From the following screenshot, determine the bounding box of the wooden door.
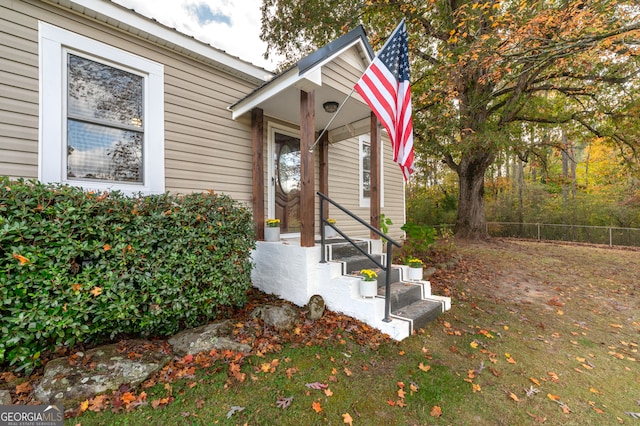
[274,132,301,233]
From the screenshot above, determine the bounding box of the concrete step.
[391,299,444,331]
[340,254,384,274]
[328,241,371,259]
[378,282,423,311]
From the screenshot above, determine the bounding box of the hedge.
[0,178,255,372]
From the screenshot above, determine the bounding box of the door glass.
[274,133,301,233]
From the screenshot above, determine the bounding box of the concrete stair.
[324,240,450,335]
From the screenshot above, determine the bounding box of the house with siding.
[1,0,449,339]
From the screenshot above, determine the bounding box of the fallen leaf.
[12,253,30,265]
[305,382,328,390]
[342,412,354,425]
[430,405,442,417]
[343,367,352,377]
[121,392,136,405]
[547,393,561,401]
[526,411,547,423]
[226,405,245,419]
[276,396,293,410]
[15,382,33,394]
[419,363,431,372]
[610,324,623,329]
[509,392,520,402]
[312,401,322,413]
[79,400,89,413]
[472,383,481,392]
[530,377,540,386]
[90,286,103,297]
[324,388,333,397]
[398,388,406,399]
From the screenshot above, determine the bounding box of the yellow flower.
[360,269,378,281]
[407,258,423,268]
[266,218,281,227]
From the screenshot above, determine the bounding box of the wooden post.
[370,112,381,239]
[318,131,329,220]
[300,90,315,247]
[251,108,265,240]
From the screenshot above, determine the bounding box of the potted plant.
[324,218,337,238]
[406,257,423,281]
[264,218,281,242]
[359,269,378,298]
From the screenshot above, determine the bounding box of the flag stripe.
[354,20,414,180]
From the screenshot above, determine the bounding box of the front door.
[274,132,301,234]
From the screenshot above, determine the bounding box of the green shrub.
[0,178,255,372]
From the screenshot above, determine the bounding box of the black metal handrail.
[317,192,401,323]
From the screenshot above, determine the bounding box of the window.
[359,135,383,208]
[39,22,164,194]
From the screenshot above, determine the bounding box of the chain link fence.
[486,222,640,247]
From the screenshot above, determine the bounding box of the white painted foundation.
[251,238,413,340]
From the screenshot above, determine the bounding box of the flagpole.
[309,87,357,152]
[309,18,407,153]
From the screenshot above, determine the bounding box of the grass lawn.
[59,240,640,425]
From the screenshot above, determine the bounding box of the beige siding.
[326,136,405,241]
[1,0,257,203]
[1,1,39,179]
[322,48,366,97]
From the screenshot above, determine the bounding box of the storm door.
[274,132,301,234]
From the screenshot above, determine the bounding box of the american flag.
[355,20,414,181]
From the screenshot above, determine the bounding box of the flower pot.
[407,266,423,281]
[264,226,280,242]
[359,279,378,298]
[324,225,337,238]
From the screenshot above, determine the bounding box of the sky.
[112,0,279,71]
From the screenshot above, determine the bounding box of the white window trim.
[359,134,384,208]
[38,22,165,195]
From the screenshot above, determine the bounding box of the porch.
[251,233,451,340]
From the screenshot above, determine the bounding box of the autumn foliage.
[0,178,255,372]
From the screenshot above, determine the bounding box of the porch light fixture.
[323,101,339,113]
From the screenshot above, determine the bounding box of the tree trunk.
[454,152,495,240]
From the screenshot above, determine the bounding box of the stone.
[306,295,325,320]
[168,320,252,355]
[33,340,170,407]
[424,267,437,278]
[252,304,299,331]
[0,389,11,405]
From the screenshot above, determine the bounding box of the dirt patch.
[433,238,640,311]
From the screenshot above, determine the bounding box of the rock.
[168,320,252,355]
[252,304,299,331]
[424,267,437,277]
[33,340,170,407]
[0,389,11,405]
[306,295,325,320]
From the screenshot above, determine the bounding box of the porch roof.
[228,26,376,142]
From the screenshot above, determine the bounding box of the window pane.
[362,143,371,198]
[68,54,143,128]
[67,120,142,182]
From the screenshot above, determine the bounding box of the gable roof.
[228,25,375,136]
[53,0,273,84]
